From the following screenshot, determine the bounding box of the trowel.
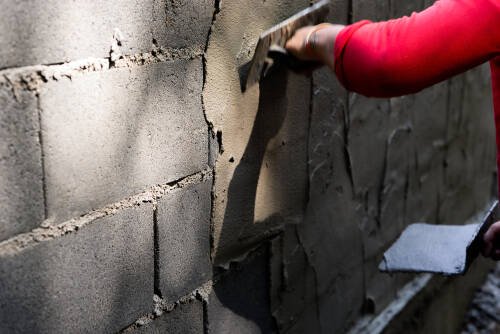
[241,0,330,91]
[379,200,498,275]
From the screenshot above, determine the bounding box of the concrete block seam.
[0,169,212,257]
[117,281,213,333]
[0,45,203,96]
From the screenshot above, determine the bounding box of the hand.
[285,26,322,62]
[285,24,345,72]
[483,221,500,260]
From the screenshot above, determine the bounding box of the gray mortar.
[0,46,203,96]
[128,299,204,334]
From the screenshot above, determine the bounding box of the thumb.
[483,221,500,257]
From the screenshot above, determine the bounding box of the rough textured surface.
[297,0,496,329]
[204,0,311,265]
[270,226,321,334]
[207,246,276,333]
[131,300,204,334]
[40,60,208,222]
[0,204,153,334]
[0,0,214,69]
[0,87,44,241]
[157,179,212,302]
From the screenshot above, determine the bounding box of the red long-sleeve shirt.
[334,0,500,190]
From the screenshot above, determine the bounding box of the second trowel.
[379,200,498,275]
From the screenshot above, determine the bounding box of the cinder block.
[132,300,204,334]
[0,87,44,241]
[157,179,212,302]
[207,246,276,334]
[40,60,208,222]
[0,203,154,334]
[0,0,215,68]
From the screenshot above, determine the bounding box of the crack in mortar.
[201,0,221,263]
[0,169,213,257]
[117,280,213,333]
[0,46,203,97]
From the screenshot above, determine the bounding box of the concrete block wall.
[0,0,496,334]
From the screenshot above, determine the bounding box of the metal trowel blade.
[242,0,330,91]
[379,200,498,275]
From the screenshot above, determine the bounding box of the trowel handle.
[268,46,323,73]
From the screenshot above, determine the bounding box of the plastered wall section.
[204,1,496,334]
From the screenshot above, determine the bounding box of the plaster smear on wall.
[203,0,312,265]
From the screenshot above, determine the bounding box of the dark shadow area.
[216,63,291,262]
[209,245,276,333]
[210,63,293,332]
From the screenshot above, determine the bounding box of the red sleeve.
[334,0,500,98]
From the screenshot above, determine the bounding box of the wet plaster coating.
[298,9,495,332]
[203,0,311,264]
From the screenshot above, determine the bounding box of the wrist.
[308,24,345,70]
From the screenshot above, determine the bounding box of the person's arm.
[287,0,500,97]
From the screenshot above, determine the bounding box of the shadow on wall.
[216,63,291,257]
[211,63,293,332]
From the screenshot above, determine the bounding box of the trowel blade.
[379,200,498,275]
[242,0,330,91]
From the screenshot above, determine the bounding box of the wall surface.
[0,0,496,333]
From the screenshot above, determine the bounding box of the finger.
[482,239,493,257]
[483,221,500,244]
[482,221,500,257]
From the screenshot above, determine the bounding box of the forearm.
[335,0,500,97]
